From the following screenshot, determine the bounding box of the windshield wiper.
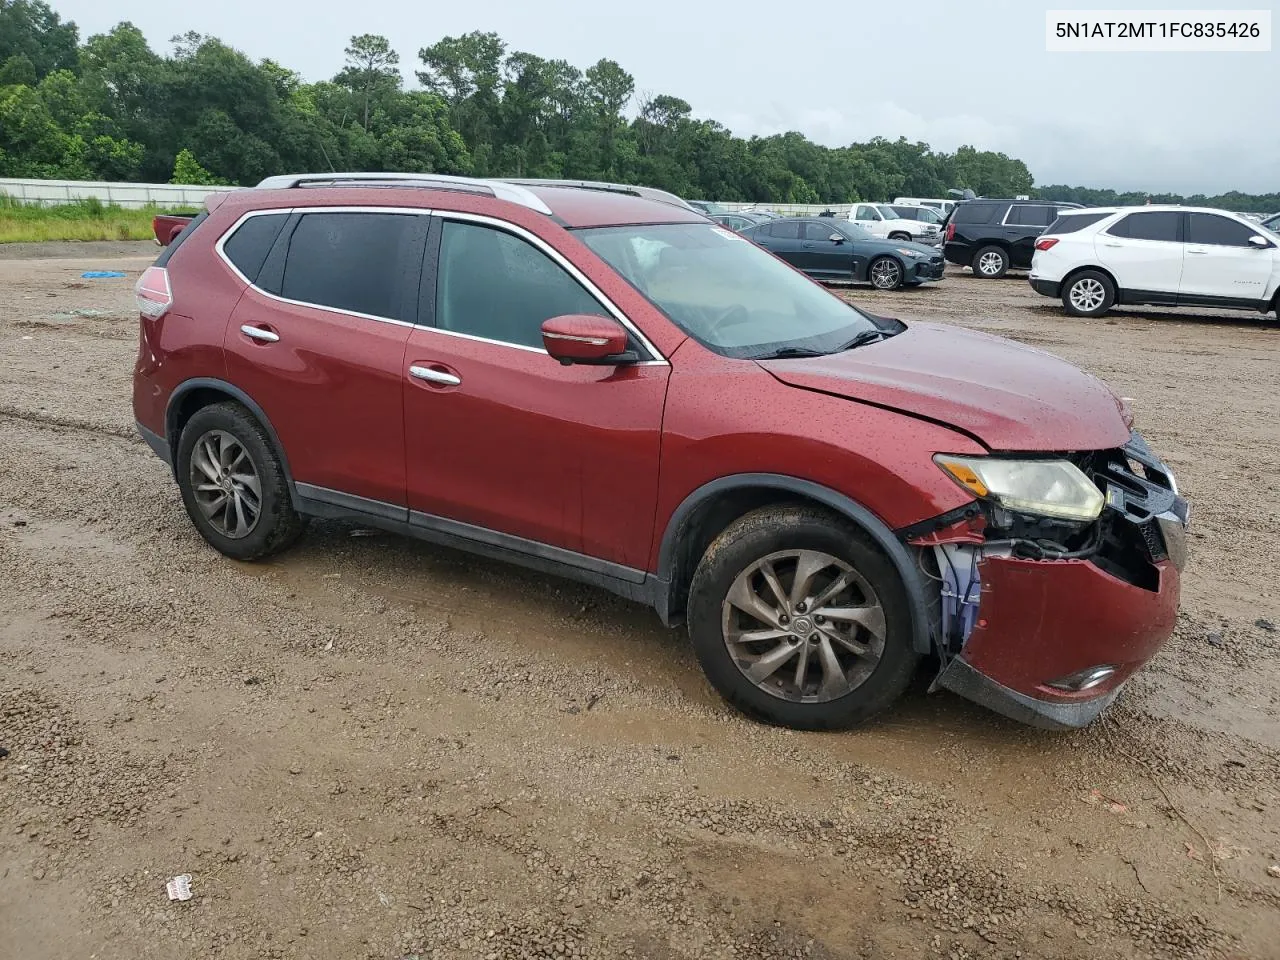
[754,346,829,360]
[836,329,892,351]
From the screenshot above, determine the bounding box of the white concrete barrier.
[0,177,240,209]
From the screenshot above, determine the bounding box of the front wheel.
[868,256,905,290]
[1061,270,1116,317]
[971,245,1009,278]
[887,231,912,241]
[686,505,919,730]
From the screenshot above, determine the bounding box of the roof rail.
[253,172,554,216]
[500,178,698,212]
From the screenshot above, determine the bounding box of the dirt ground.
[1,248,1278,960]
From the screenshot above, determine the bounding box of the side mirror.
[541,314,636,366]
[1248,235,1270,249]
[829,233,845,243]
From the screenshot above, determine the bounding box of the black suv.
[943,199,1084,278]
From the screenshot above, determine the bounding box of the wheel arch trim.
[654,473,934,654]
[165,378,298,503]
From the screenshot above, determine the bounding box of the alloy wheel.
[978,251,1005,276]
[189,429,262,539]
[870,259,902,290]
[720,549,886,703]
[1069,277,1106,313]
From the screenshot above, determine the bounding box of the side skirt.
[294,483,666,610]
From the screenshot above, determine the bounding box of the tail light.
[135,266,172,319]
[1035,238,1059,251]
[945,222,955,241]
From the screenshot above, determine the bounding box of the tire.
[868,256,905,291]
[971,245,1009,279]
[1061,270,1116,317]
[175,401,305,561]
[686,504,919,730]
[887,231,912,241]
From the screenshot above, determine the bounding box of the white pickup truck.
[847,203,942,246]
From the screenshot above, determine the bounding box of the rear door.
[1002,204,1058,267]
[751,220,806,268]
[1094,211,1184,299]
[224,208,428,509]
[1180,212,1275,303]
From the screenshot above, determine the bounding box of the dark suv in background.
[943,199,1084,278]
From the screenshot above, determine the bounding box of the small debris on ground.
[165,874,193,902]
[1255,618,1276,632]
[80,271,127,279]
[1267,864,1280,879]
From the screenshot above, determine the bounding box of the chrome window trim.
[214,205,432,329]
[431,209,669,366]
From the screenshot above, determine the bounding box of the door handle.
[409,365,461,386]
[1186,247,1208,255]
[1101,242,1122,248]
[240,325,279,343]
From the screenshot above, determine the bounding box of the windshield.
[577,223,879,359]
[874,205,902,220]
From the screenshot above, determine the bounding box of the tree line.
[0,0,1275,212]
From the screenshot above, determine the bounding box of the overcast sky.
[51,0,1279,195]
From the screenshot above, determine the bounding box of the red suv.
[133,173,1189,731]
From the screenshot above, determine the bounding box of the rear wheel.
[1061,270,1116,317]
[888,231,912,241]
[686,505,918,730]
[972,245,1009,278]
[868,256,904,290]
[175,402,304,561]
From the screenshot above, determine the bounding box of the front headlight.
[896,248,924,258]
[934,455,1104,521]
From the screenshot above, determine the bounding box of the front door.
[800,220,849,277]
[1180,212,1276,303]
[752,219,806,269]
[402,215,669,571]
[223,209,428,507]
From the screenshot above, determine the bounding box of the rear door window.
[769,220,801,240]
[280,212,427,322]
[1108,212,1182,242]
[1005,205,1056,227]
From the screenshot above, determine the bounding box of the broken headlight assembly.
[933,455,1104,523]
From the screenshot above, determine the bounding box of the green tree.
[170,147,223,185]
[337,34,399,133]
[0,0,78,80]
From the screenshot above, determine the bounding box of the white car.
[893,196,956,217]
[848,203,941,245]
[1029,206,1280,318]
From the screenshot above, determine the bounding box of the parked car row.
[741,218,944,290]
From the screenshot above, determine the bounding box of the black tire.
[686,504,919,730]
[175,401,304,561]
[868,255,905,291]
[1061,269,1116,317]
[971,245,1009,279]
[887,231,912,241]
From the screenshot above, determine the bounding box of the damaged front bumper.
[908,432,1189,730]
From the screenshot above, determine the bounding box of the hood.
[757,322,1132,452]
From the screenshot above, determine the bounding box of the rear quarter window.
[221,213,289,283]
[952,202,999,225]
[1045,212,1111,234]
